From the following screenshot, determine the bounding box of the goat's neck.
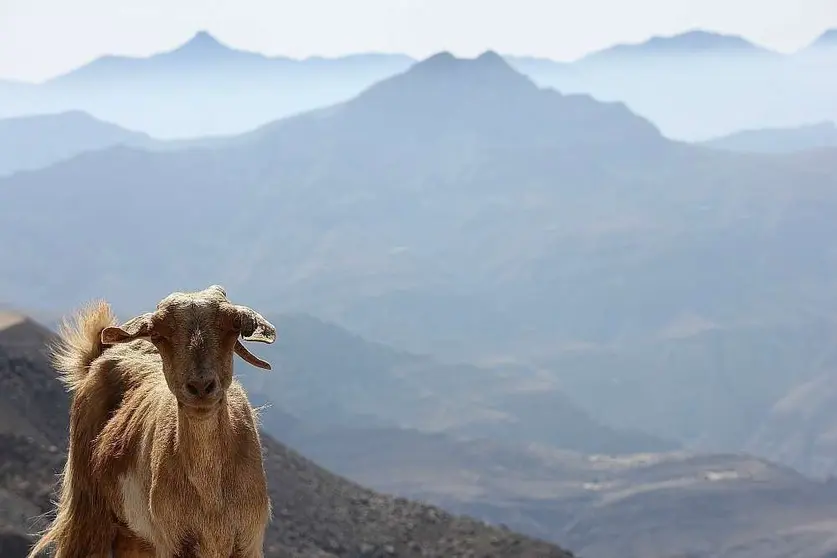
[175,400,232,488]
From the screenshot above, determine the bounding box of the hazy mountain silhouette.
[238,313,677,454]
[537,320,837,462]
[0,111,158,176]
[578,30,775,64]
[808,29,837,50]
[242,49,663,149]
[0,31,414,138]
[511,30,837,140]
[47,31,412,86]
[700,121,837,153]
[3,28,837,140]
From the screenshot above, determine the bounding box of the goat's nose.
[185,378,218,398]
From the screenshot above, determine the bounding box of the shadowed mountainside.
[247,407,837,558]
[238,313,677,455]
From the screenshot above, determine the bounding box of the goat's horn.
[208,285,227,298]
[234,340,272,370]
[234,306,276,344]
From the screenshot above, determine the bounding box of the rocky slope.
[260,414,837,558]
[0,312,572,558]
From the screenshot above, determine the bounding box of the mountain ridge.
[809,28,837,49]
[16,27,831,87]
[3,28,835,139]
[0,110,155,176]
[700,121,837,153]
[578,29,776,64]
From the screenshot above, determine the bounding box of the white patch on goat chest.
[119,472,156,542]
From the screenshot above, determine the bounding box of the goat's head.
[100,285,275,416]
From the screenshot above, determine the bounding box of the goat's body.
[30,303,270,558]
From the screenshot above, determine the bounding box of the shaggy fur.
[29,286,275,558]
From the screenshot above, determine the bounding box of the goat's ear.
[101,313,154,345]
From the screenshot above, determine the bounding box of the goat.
[29,285,275,558]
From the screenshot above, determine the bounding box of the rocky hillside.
[0,312,573,558]
[260,413,837,558]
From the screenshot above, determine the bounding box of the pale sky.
[2,0,837,82]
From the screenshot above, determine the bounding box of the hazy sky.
[2,0,836,82]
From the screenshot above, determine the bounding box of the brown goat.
[29,285,275,558]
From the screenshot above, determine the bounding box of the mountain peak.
[404,50,526,85]
[645,30,762,52]
[171,30,233,56]
[810,29,837,49]
[475,50,507,64]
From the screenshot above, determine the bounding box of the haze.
[2,0,837,81]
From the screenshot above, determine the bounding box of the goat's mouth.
[177,393,223,418]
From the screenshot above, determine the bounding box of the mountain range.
[5,50,837,480]
[2,28,836,139]
[517,29,837,140]
[0,31,415,138]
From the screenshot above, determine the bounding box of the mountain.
[699,121,837,153]
[46,31,412,87]
[511,30,837,140]
[234,411,837,558]
[0,313,573,558]
[238,314,676,454]
[0,50,670,337]
[4,28,836,140]
[808,29,837,51]
[4,52,837,467]
[533,319,837,456]
[0,312,70,538]
[745,353,837,479]
[578,30,775,63]
[0,31,415,138]
[0,111,157,176]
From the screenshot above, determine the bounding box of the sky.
[1,0,837,82]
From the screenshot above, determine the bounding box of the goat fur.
[29,287,273,558]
